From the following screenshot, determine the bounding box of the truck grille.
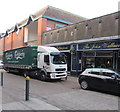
[56,68,66,71]
[56,75,66,77]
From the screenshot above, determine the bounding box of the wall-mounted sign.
[78,40,120,50]
[55,45,70,51]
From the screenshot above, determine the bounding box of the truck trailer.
[3,46,67,80]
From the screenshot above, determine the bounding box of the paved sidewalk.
[2,98,60,110]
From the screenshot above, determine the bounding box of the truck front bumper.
[49,72,67,79]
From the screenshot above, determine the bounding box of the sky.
[0,0,119,33]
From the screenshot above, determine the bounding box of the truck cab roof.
[38,46,59,53]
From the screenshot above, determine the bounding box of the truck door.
[37,53,40,68]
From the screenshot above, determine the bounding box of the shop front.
[52,39,120,76]
[77,39,120,73]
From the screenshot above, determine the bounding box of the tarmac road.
[1,72,120,110]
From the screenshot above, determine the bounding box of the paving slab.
[3,98,60,110]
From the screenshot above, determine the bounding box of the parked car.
[78,68,120,94]
[0,60,3,69]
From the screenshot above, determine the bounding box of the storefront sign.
[78,40,120,50]
[55,45,70,51]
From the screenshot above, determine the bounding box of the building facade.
[0,6,86,60]
[42,11,120,75]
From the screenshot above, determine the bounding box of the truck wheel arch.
[40,68,47,76]
[38,69,47,81]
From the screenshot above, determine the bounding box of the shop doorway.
[64,52,71,71]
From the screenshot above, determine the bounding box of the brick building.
[42,11,120,74]
[0,6,86,60]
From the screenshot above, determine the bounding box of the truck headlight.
[51,73,56,77]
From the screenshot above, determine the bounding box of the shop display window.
[95,57,113,69]
[85,57,95,68]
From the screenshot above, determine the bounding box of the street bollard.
[25,76,30,101]
[1,72,3,86]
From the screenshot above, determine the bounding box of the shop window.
[83,52,95,57]
[95,57,113,69]
[96,51,113,57]
[84,57,95,69]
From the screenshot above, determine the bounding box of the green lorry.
[3,46,67,80]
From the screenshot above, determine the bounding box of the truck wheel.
[40,72,46,81]
[6,69,10,73]
[23,71,29,77]
[65,76,67,80]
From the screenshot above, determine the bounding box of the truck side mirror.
[44,55,50,65]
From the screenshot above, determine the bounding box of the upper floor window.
[55,24,65,29]
[46,25,52,31]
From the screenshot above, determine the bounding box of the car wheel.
[40,72,46,81]
[80,80,89,90]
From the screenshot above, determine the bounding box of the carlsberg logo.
[6,52,13,60]
[14,50,25,60]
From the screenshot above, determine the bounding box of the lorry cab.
[37,46,67,80]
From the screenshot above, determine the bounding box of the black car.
[78,68,120,94]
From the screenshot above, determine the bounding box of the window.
[89,71,100,75]
[50,53,66,64]
[102,72,115,77]
[24,27,28,43]
[85,57,95,68]
[44,55,49,63]
[46,25,52,31]
[96,51,113,57]
[83,52,95,57]
[55,24,65,29]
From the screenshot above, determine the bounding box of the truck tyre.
[6,69,10,73]
[65,76,67,80]
[40,72,46,81]
[23,71,29,77]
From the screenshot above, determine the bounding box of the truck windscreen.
[50,53,66,64]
